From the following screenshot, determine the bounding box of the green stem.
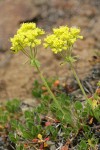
[70,63,95,116]
[34,47,37,58]
[18,42,30,58]
[30,46,34,58]
[70,62,88,101]
[33,59,65,116]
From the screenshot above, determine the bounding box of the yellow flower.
[44,25,83,54]
[37,134,42,140]
[92,99,98,109]
[10,23,45,52]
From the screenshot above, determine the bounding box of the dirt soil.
[0,0,100,101]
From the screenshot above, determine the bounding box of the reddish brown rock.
[0,0,39,51]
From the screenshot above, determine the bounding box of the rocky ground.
[0,0,100,101]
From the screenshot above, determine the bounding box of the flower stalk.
[10,22,94,120]
[69,62,88,100]
[30,54,65,116]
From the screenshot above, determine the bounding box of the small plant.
[0,99,21,125]
[0,83,98,149]
[7,23,100,149]
[0,99,22,149]
[6,99,21,113]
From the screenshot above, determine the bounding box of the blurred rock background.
[0,0,100,101]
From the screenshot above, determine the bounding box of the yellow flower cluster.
[10,23,45,52]
[44,26,83,54]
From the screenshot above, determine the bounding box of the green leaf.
[83,125,90,132]
[94,107,100,122]
[30,59,35,66]
[11,120,18,130]
[36,104,44,113]
[75,101,83,110]
[0,112,8,123]
[65,56,76,63]
[57,93,71,106]
[27,125,42,138]
[63,127,73,136]
[78,140,88,150]
[6,99,21,113]
[18,123,25,132]
[46,126,58,140]
[56,109,72,124]
[24,110,33,119]
[22,131,33,140]
[9,132,19,143]
[30,59,40,68]
[81,111,88,117]
[32,80,42,98]
[35,59,41,68]
[16,144,24,150]
[26,120,34,129]
[63,109,73,124]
